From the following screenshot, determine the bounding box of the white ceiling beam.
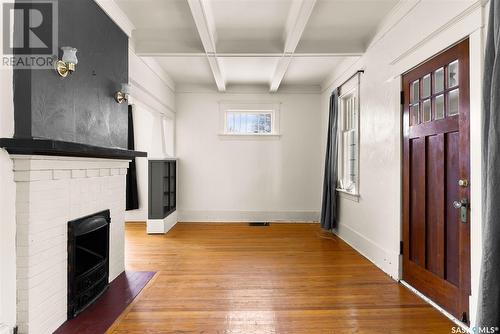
[269,56,293,93]
[134,52,363,58]
[207,56,226,92]
[283,0,317,53]
[186,0,217,52]
[187,0,226,91]
[270,0,317,92]
[94,0,135,37]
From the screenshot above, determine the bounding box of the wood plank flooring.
[110,223,455,334]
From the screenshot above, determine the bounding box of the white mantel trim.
[11,155,130,169]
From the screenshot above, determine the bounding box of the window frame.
[218,102,281,137]
[336,75,361,201]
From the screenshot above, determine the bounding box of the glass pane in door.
[423,99,431,122]
[410,104,420,125]
[434,94,445,119]
[422,74,431,98]
[434,68,444,93]
[448,60,459,88]
[411,80,419,104]
[448,89,459,116]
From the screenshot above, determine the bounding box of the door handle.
[453,199,468,223]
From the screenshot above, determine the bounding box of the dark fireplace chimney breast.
[67,210,111,319]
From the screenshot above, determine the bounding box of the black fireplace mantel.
[0,138,147,160]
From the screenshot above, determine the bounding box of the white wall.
[176,87,322,222]
[320,0,486,325]
[124,50,176,222]
[0,6,17,330]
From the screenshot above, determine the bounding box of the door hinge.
[400,91,405,105]
[461,312,468,323]
[400,241,404,255]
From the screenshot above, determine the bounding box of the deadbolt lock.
[453,199,468,223]
[458,179,469,187]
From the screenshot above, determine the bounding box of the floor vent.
[248,222,270,226]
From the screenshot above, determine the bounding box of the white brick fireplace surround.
[12,155,130,334]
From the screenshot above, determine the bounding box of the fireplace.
[68,210,111,319]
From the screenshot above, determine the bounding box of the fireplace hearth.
[68,210,111,319]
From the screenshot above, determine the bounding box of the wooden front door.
[402,39,470,322]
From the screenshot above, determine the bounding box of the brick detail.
[12,155,129,334]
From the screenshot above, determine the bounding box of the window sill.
[218,133,281,140]
[336,189,360,202]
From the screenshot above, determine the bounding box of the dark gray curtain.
[320,91,339,230]
[478,0,500,328]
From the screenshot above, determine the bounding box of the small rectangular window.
[225,110,273,134]
[220,102,280,136]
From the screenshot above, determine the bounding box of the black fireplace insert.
[67,210,110,318]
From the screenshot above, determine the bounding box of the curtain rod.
[335,70,365,94]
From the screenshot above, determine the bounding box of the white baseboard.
[0,324,13,334]
[177,210,320,223]
[125,209,147,222]
[333,223,400,279]
[147,211,178,234]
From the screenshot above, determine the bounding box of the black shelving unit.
[148,159,176,219]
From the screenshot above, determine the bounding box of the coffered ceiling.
[116,0,399,92]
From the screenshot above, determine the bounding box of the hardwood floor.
[110,223,455,334]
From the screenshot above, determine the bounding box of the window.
[219,102,280,136]
[226,111,272,134]
[409,59,460,126]
[337,75,360,197]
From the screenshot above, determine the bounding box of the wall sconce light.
[56,46,78,77]
[115,83,130,104]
